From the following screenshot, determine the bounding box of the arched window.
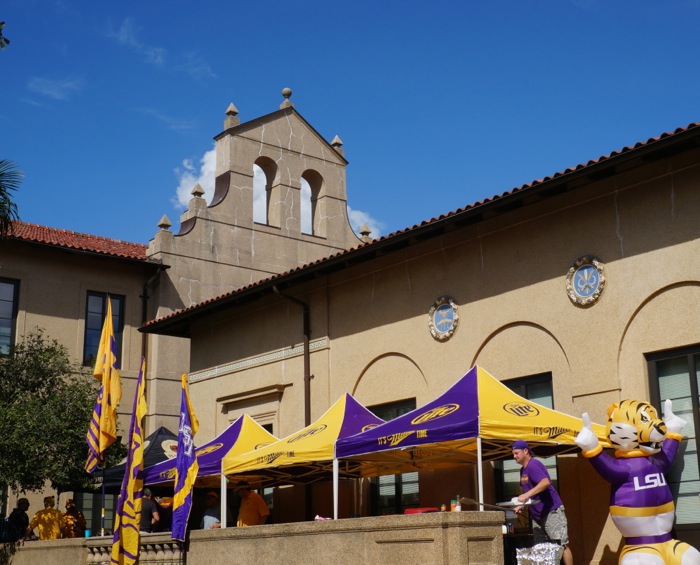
[254,158,277,225]
[300,177,312,234]
[300,170,322,235]
[253,164,268,224]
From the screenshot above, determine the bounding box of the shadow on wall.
[0,541,18,565]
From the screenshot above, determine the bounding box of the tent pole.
[333,458,339,520]
[221,468,227,528]
[477,437,484,512]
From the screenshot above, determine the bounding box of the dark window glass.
[0,278,19,356]
[83,293,124,367]
[369,398,417,515]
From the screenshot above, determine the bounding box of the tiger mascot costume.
[575,399,700,564]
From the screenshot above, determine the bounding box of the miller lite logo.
[411,404,459,425]
[196,442,224,456]
[288,424,327,443]
[504,402,540,417]
[361,424,380,432]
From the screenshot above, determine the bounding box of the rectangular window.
[648,346,700,545]
[83,293,124,367]
[368,398,418,515]
[74,492,117,534]
[0,278,19,356]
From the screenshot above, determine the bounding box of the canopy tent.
[102,426,178,490]
[222,393,384,487]
[142,414,277,488]
[333,365,611,517]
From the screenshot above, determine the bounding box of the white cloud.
[110,18,166,66]
[139,108,196,131]
[348,206,384,239]
[181,53,217,80]
[27,77,83,100]
[173,145,216,208]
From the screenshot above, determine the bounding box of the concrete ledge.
[5,511,505,565]
[1,538,86,565]
[187,512,505,565]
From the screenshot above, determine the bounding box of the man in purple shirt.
[512,440,573,565]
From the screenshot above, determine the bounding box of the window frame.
[83,292,125,368]
[647,344,700,544]
[0,277,19,357]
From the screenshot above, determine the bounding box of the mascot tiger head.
[607,399,667,454]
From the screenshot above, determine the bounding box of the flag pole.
[101,464,106,536]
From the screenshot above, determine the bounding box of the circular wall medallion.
[428,296,459,341]
[566,256,605,307]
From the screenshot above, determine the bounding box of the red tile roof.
[8,221,149,261]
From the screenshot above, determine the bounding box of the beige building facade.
[145,114,700,563]
[3,91,699,563]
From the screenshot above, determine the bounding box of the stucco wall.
[184,144,700,564]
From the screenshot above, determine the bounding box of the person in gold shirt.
[235,481,269,527]
[28,496,63,540]
[61,499,86,538]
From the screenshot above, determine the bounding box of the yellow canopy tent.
[222,393,384,487]
[333,366,610,517]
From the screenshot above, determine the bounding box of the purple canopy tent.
[142,414,276,488]
[332,366,609,518]
[142,414,277,529]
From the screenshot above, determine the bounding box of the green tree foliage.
[0,160,22,237]
[0,330,125,494]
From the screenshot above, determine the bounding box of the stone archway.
[352,352,428,408]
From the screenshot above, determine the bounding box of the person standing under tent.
[512,440,573,565]
[140,488,160,533]
[235,481,269,527]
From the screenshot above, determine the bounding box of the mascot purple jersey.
[587,439,676,544]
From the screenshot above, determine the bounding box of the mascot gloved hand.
[578,399,700,564]
[575,412,599,454]
[663,398,687,436]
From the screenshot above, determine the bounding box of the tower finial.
[280,87,294,109]
[331,135,345,156]
[224,102,240,128]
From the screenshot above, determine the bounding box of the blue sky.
[2,1,700,243]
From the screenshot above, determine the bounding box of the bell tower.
[148,88,360,294]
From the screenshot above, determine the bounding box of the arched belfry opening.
[254,158,278,226]
[301,169,323,236]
